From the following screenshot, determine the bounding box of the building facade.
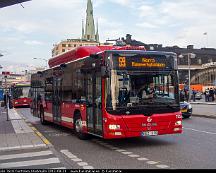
[120,34,216,86]
[147,44,216,86]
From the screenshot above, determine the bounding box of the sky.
[0,0,216,73]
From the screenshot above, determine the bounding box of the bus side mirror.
[101,66,109,78]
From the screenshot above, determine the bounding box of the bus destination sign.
[116,55,170,70]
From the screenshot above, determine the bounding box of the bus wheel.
[40,108,47,125]
[74,114,88,140]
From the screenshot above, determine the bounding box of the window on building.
[208,58,213,63]
[62,44,66,47]
[150,46,154,50]
[198,58,202,64]
[74,44,76,47]
[62,49,65,52]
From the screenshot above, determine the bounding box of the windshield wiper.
[153,102,179,108]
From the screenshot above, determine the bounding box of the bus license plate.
[141,131,158,136]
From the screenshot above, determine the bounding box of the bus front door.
[86,72,103,136]
[52,77,62,123]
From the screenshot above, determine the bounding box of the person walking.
[209,88,214,102]
[3,91,10,108]
[192,88,196,102]
[204,88,210,102]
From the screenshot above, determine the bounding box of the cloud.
[136,22,158,29]
[109,0,130,6]
[24,40,45,46]
[134,0,216,48]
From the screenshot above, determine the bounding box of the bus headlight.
[176,114,182,119]
[175,121,182,126]
[109,124,121,130]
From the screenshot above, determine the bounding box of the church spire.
[95,19,99,42]
[82,19,84,39]
[83,0,98,41]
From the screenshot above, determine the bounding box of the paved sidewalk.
[191,102,216,105]
[191,103,216,119]
[0,107,47,151]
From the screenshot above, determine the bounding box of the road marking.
[83,166,94,169]
[94,140,170,169]
[72,158,82,162]
[60,149,94,169]
[52,167,66,169]
[183,127,216,135]
[156,165,169,168]
[137,158,149,161]
[128,154,140,158]
[122,152,133,155]
[116,149,126,152]
[77,162,88,166]
[60,150,77,159]
[36,131,43,137]
[146,161,158,165]
[0,158,60,168]
[0,150,53,161]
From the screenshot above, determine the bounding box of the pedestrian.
[209,88,214,102]
[192,88,196,102]
[3,91,10,108]
[204,88,209,102]
[214,88,216,102]
[180,90,185,102]
[185,89,189,102]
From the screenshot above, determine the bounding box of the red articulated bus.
[30,45,182,139]
[11,83,31,108]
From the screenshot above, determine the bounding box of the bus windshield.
[106,70,179,111]
[12,86,30,99]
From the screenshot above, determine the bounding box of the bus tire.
[40,108,48,125]
[74,112,88,140]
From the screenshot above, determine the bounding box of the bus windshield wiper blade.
[154,102,179,108]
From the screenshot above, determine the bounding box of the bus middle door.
[52,77,62,123]
[86,71,103,136]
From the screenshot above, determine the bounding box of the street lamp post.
[179,53,196,102]
[4,75,9,121]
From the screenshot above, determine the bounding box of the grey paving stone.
[17,133,34,146]
[6,134,20,147]
[0,110,15,134]
[0,134,7,148]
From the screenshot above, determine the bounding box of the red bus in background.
[30,45,182,139]
[11,83,31,108]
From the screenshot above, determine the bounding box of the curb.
[191,102,216,105]
[192,114,216,119]
[14,109,52,147]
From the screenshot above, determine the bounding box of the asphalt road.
[17,108,216,169]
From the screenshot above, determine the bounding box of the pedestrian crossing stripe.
[0,158,60,168]
[0,150,64,169]
[0,150,53,161]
